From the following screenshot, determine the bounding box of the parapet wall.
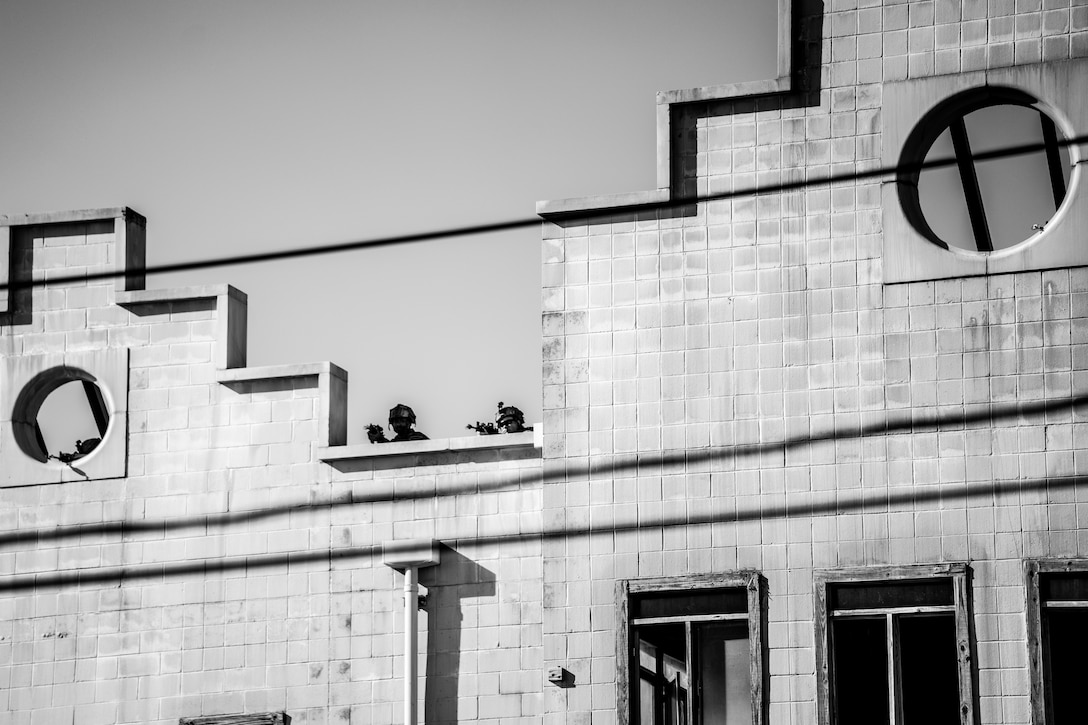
[0,210,544,724]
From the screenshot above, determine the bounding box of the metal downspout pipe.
[403,565,419,725]
[382,539,441,725]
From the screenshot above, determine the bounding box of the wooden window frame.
[180,716,289,725]
[1025,558,1088,725]
[814,563,975,725]
[616,571,767,725]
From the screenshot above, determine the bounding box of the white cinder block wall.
[5,2,1088,725]
[539,1,1088,724]
[0,211,544,725]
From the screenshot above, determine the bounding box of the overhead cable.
[1,133,1085,293]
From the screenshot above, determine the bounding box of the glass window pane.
[633,589,748,619]
[897,613,960,725]
[964,105,1061,251]
[1041,573,1088,602]
[694,621,751,725]
[641,676,656,725]
[636,623,688,725]
[831,617,889,725]
[913,99,1070,253]
[829,579,952,610]
[1045,608,1088,724]
[918,128,974,248]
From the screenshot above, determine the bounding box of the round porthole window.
[898,87,1074,254]
[12,367,111,464]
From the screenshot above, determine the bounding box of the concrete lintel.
[536,189,670,218]
[449,429,538,451]
[116,284,248,306]
[317,427,539,463]
[0,207,145,228]
[216,361,347,384]
[321,438,449,459]
[656,76,792,106]
[382,539,441,570]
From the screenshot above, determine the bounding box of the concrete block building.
[4,1,1088,724]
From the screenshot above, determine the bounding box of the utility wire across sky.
[1,133,1085,294]
[2,135,1086,589]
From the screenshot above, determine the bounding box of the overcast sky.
[1,0,778,444]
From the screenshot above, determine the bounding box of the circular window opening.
[899,88,1074,253]
[12,367,110,464]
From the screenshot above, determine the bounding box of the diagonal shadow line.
[2,472,1082,593]
[2,393,1085,549]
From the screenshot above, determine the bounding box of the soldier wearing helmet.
[495,402,532,433]
[388,403,429,442]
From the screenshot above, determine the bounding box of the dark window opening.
[637,623,689,725]
[1039,572,1088,724]
[1041,572,1088,602]
[822,571,969,725]
[829,579,953,610]
[635,589,749,619]
[830,617,889,725]
[897,614,960,725]
[694,621,751,725]
[627,577,763,725]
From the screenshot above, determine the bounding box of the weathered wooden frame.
[813,563,975,725]
[1024,558,1088,725]
[616,570,767,725]
[180,714,289,725]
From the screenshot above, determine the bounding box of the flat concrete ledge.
[119,284,249,370]
[0,207,145,227]
[116,284,247,306]
[218,362,348,448]
[318,427,541,465]
[217,361,347,384]
[382,539,441,570]
[536,189,670,218]
[656,76,792,105]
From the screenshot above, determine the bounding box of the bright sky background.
[1,0,778,444]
